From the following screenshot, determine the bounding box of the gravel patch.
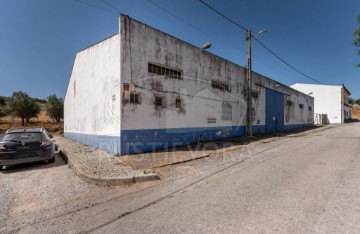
[54,136,155,179]
[0,154,116,233]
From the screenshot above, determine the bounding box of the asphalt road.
[2,123,360,233]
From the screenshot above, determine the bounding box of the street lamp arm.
[256,29,268,38]
[201,42,212,51]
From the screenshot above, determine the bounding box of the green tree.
[351,98,360,105]
[0,96,6,106]
[25,100,41,124]
[46,94,64,123]
[0,96,7,121]
[7,91,40,126]
[354,16,360,67]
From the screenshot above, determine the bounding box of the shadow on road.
[0,153,67,174]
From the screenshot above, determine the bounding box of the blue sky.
[0,0,359,99]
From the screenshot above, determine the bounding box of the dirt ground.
[0,103,63,135]
[352,106,360,119]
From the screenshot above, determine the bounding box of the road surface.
[1,123,360,233]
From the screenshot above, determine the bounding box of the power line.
[147,0,246,54]
[252,37,326,84]
[101,0,120,13]
[198,0,248,32]
[147,0,294,81]
[73,0,118,15]
[197,0,327,84]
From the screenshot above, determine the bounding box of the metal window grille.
[155,97,163,108]
[252,91,259,99]
[175,98,181,108]
[148,63,182,79]
[212,80,230,92]
[130,93,140,104]
[286,100,294,106]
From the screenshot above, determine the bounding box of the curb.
[59,150,160,186]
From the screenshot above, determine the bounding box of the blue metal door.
[265,89,284,134]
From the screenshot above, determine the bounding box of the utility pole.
[246,30,252,137]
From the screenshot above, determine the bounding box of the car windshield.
[2,132,44,142]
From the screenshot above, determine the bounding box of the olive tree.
[0,96,7,121]
[7,91,40,126]
[46,94,64,123]
[354,16,360,67]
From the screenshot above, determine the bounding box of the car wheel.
[48,157,55,163]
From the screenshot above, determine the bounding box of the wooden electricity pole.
[246,30,252,137]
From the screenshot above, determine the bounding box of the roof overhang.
[342,84,351,96]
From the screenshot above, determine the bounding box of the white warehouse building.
[64,15,314,155]
[291,83,351,124]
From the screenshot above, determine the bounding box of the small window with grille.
[130,92,140,104]
[252,91,259,99]
[212,80,230,92]
[175,98,182,108]
[155,96,163,109]
[148,63,182,79]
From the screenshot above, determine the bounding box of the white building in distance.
[291,83,352,124]
[64,15,314,155]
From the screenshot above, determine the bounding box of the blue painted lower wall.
[253,125,266,134]
[64,132,121,154]
[120,125,247,155]
[64,123,313,155]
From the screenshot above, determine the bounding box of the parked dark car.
[0,128,56,169]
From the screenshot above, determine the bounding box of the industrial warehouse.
[64,15,314,155]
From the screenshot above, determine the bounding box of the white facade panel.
[64,34,121,136]
[290,83,350,124]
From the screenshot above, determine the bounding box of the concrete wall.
[64,34,121,153]
[291,83,346,124]
[119,15,314,154]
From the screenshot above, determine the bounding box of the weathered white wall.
[64,34,121,136]
[119,16,313,132]
[291,83,343,123]
[283,89,314,125]
[64,15,314,154]
[120,16,246,131]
